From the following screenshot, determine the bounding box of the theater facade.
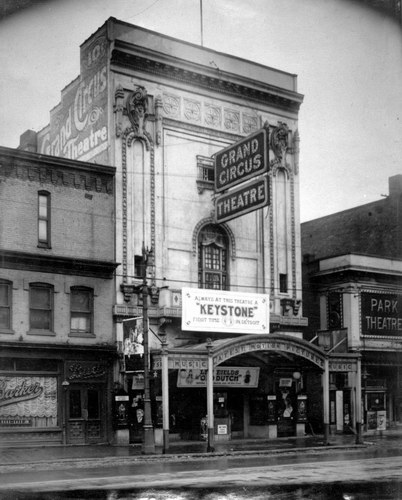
[17,17,360,447]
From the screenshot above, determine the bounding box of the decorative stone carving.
[163,94,180,118]
[114,85,125,137]
[184,99,201,122]
[224,109,240,132]
[155,95,163,145]
[281,298,302,317]
[126,86,149,136]
[270,122,289,164]
[270,122,291,178]
[292,129,300,175]
[204,104,221,127]
[243,114,259,134]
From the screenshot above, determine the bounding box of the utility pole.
[141,243,155,454]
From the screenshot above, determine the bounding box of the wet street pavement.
[1,431,402,498]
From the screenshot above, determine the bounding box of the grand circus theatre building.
[19,18,361,447]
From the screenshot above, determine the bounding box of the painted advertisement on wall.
[181,287,269,334]
[0,376,58,428]
[177,367,260,388]
[361,291,402,336]
[37,27,109,164]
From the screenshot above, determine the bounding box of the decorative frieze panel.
[163,94,180,118]
[224,109,240,133]
[204,104,221,128]
[243,113,259,134]
[161,94,259,136]
[184,98,201,122]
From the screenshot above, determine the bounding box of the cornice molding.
[111,50,303,112]
[0,147,114,194]
[0,250,119,279]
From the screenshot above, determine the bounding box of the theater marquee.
[181,288,269,334]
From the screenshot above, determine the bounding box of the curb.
[0,443,368,473]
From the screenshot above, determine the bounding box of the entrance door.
[67,385,104,444]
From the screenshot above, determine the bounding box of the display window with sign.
[0,358,60,430]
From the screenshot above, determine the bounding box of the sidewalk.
[0,432,372,471]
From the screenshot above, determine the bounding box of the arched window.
[198,224,228,290]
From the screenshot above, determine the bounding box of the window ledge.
[0,328,15,335]
[27,329,56,336]
[68,332,96,338]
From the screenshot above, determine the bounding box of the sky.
[0,0,401,222]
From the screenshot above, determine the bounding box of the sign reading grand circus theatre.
[181,288,269,334]
[37,29,109,164]
[214,128,268,193]
[361,291,402,336]
[215,176,269,223]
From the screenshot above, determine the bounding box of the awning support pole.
[207,339,214,452]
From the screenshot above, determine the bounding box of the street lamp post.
[141,244,156,454]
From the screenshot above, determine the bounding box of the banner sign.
[177,367,259,388]
[0,377,57,424]
[214,128,268,193]
[37,27,109,163]
[181,288,269,334]
[361,291,402,336]
[123,317,144,358]
[215,176,269,223]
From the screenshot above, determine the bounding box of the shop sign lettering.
[361,292,402,336]
[38,33,108,163]
[67,362,106,381]
[0,379,43,407]
[215,176,269,223]
[182,287,269,334]
[213,340,325,369]
[0,418,32,426]
[177,367,260,388]
[215,128,268,192]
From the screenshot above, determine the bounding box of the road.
[1,444,402,497]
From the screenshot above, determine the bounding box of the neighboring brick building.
[302,175,402,433]
[0,146,117,446]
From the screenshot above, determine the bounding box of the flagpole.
[200,0,204,46]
